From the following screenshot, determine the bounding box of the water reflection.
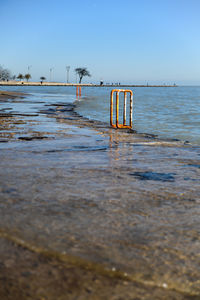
[0,90,200,297]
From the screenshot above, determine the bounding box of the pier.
[0,81,177,87]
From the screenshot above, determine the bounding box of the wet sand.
[0,90,26,98]
[0,91,200,299]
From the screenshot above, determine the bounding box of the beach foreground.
[0,90,200,299]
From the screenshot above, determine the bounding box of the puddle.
[130,171,175,182]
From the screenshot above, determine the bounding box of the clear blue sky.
[1,0,200,84]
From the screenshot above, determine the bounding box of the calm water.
[1,85,200,144]
[1,85,200,297]
[75,86,200,145]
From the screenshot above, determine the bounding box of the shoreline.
[0,89,190,147]
[0,81,177,87]
[0,90,26,99]
[0,90,200,299]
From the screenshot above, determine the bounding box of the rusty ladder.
[110,89,133,129]
[76,86,81,97]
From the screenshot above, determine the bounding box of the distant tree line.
[1,65,92,83]
[0,66,32,82]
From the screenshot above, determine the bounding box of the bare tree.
[0,66,11,81]
[75,67,91,84]
[24,73,31,82]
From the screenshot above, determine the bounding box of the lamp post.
[26,65,32,82]
[50,68,53,82]
[66,66,70,83]
[28,65,32,73]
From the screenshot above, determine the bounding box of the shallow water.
[1,85,200,144]
[0,89,200,298]
[75,86,200,145]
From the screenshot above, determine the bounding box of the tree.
[40,76,46,83]
[0,66,11,81]
[17,74,24,81]
[24,73,31,82]
[75,67,91,84]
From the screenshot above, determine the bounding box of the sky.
[0,0,200,85]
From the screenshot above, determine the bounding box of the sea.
[1,85,200,145]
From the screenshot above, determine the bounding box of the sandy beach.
[0,90,200,300]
